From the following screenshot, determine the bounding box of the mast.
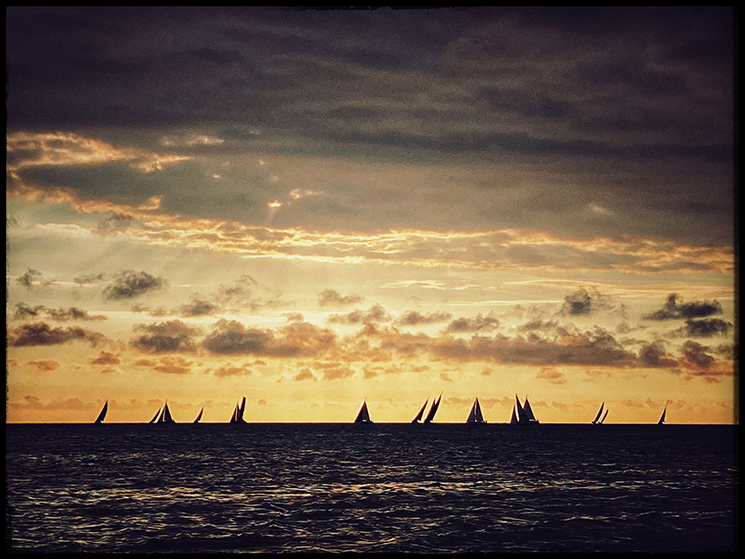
[94,400,108,424]
[411,398,429,423]
[592,402,605,424]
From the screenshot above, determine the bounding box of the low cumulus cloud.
[672,318,732,338]
[680,340,716,369]
[638,341,679,367]
[9,322,105,347]
[643,293,724,320]
[17,269,41,288]
[176,296,221,317]
[27,360,61,372]
[394,310,453,326]
[90,351,121,365]
[13,302,107,321]
[202,319,336,357]
[318,288,363,307]
[444,313,500,333]
[328,304,392,325]
[131,320,202,353]
[560,287,613,316]
[215,275,279,310]
[103,270,167,300]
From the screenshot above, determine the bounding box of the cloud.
[638,341,679,367]
[176,296,220,317]
[444,313,500,333]
[9,322,105,347]
[90,351,121,365]
[131,320,202,353]
[536,367,566,384]
[643,293,724,320]
[680,340,716,369]
[201,319,336,357]
[673,318,732,338]
[73,272,106,284]
[394,310,453,326]
[17,269,41,288]
[13,302,107,321]
[213,362,254,378]
[27,360,60,372]
[560,287,614,316]
[328,304,392,325]
[103,270,167,300]
[317,288,363,307]
[214,275,279,310]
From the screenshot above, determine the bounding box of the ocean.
[6,423,738,553]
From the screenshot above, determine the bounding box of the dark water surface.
[6,423,738,553]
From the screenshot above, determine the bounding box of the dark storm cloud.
[131,320,202,353]
[642,293,724,320]
[6,7,732,158]
[9,322,105,347]
[638,341,679,368]
[560,288,614,316]
[13,302,107,321]
[102,270,167,300]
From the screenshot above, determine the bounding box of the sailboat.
[510,395,540,425]
[411,398,429,424]
[354,400,374,424]
[94,400,108,424]
[658,402,668,425]
[150,401,176,424]
[592,402,606,425]
[229,397,247,424]
[423,391,443,424]
[193,405,204,424]
[466,397,487,424]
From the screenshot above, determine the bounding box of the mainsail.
[159,401,175,424]
[193,406,204,424]
[466,397,486,424]
[658,402,668,425]
[149,407,162,424]
[592,402,605,425]
[423,392,442,424]
[600,409,609,424]
[411,398,429,423]
[94,400,108,424]
[511,395,539,425]
[354,400,373,423]
[230,397,247,424]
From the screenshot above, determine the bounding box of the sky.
[6,6,737,424]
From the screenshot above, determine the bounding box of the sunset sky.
[6,6,736,424]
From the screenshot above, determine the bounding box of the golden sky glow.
[6,7,736,425]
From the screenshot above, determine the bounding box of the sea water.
[6,423,738,552]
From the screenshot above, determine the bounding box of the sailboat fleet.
[91,396,671,425]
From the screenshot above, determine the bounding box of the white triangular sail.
[193,406,204,424]
[159,402,175,424]
[512,395,540,425]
